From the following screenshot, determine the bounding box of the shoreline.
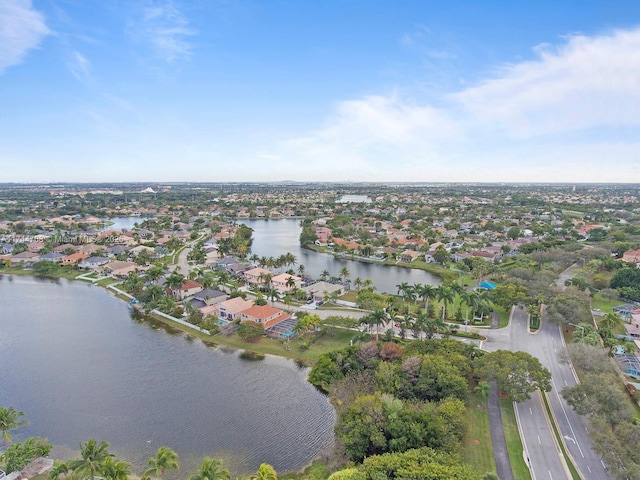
[0,268,356,363]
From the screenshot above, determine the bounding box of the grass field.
[463,395,496,477]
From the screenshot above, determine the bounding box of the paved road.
[485,305,611,479]
[176,246,192,274]
[485,307,570,480]
[529,312,610,479]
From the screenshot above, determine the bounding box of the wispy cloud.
[269,27,640,182]
[68,51,91,82]
[131,0,196,62]
[0,0,50,74]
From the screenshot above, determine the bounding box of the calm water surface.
[0,275,335,476]
[241,219,441,293]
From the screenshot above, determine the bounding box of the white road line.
[551,378,585,458]
[530,407,533,415]
[564,379,567,386]
[538,435,541,444]
[601,460,607,469]
[548,470,553,479]
[587,466,592,473]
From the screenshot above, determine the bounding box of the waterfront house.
[38,252,65,262]
[240,305,290,329]
[103,261,143,277]
[78,256,110,269]
[60,252,89,266]
[215,296,254,321]
[175,279,203,300]
[194,288,227,306]
[10,251,40,264]
[400,250,421,263]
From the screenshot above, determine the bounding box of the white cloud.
[133,0,196,62]
[68,51,91,82]
[0,0,50,74]
[272,27,640,182]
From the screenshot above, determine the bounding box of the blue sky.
[1,0,639,183]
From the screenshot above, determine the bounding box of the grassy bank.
[464,396,496,477]
[499,398,532,480]
[144,311,355,363]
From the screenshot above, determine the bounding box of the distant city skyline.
[1,1,639,183]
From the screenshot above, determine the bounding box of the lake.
[241,219,441,293]
[0,275,335,477]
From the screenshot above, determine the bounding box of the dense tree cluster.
[309,338,480,475]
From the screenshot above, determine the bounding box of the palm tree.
[68,438,113,480]
[600,312,623,331]
[101,457,132,480]
[320,270,330,281]
[201,272,216,289]
[158,295,178,315]
[297,264,305,277]
[248,464,278,480]
[285,252,297,270]
[145,265,164,284]
[285,275,296,291]
[339,266,350,284]
[435,285,454,321]
[165,272,186,296]
[0,406,28,444]
[474,380,490,405]
[124,272,144,295]
[258,272,273,290]
[188,457,230,480]
[415,283,436,312]
[354,277,363,292]
[146,284,164,302]
[369,309,388,340]
[142,446,180,479]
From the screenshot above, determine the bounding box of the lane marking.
[551,378,585,458]
[530,407,533,415]
[538,435,541,444]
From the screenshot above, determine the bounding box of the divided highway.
[484,306,610,479]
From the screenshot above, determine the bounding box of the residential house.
[10,251,40,264]
[622,249,640,267]
[400,250,421,263]
[271,273,301,293]
[78,256,110,269]
[302,281,345,302]
[103,261,144,277]
[470,250,498,262]
[214,297,254,321]
[194,288,227,306]
[175,279,203,300]
[60,252,89,266]
[27,241,46,253]
[0,243,14,254]
[243,267,273,287]
[78,244,104,256]
[52,243,78,254]
[38,252,65,262]
[240,305,291,330]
